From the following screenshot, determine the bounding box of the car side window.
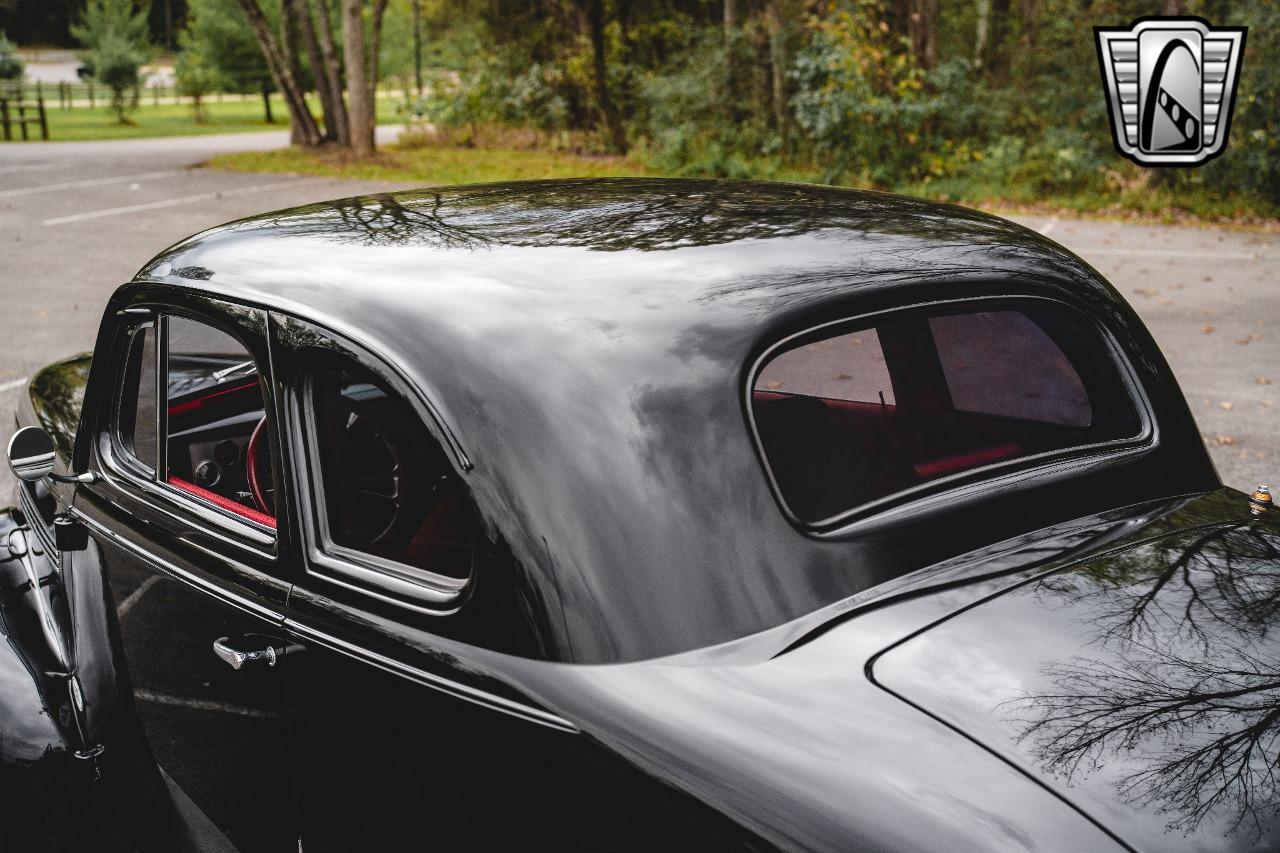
[164,316,277,529]
[304,363,473,590]
[752,303,1144,524]
[113,313,277,531]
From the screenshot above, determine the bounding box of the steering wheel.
[339,409,406,545]
[246,417,274,516]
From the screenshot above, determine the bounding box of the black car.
[3,179,1276,852]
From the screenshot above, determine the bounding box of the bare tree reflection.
[1035,523,1280,649]
[230,179,1047,254]
[1007,520,1280,839]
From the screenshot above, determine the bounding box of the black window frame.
[745,295,1156,532]
[286,344,474,614]
[99,305,280,551]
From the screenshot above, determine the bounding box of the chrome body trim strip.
[283,618,578,734]
[69,506,282,623]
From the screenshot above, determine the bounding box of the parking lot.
[2,133,1278,506]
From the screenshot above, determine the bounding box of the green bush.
[0,31,22,81]
[72,0,154,124]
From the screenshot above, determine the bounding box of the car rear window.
[751,303,1143,524]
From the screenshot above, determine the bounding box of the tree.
[175,28,216,122]
[181,0,276,122]
[300,0,348,145]
[235,0,323,145]
[0,29,22,80]
[72,0,155,124]
[342,0,390,156]
[581,0,625,153]
[233,0,390,153]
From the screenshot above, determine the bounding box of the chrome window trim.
[69,505,282,623]
[96,307,278,554]
[289,368,472,613]
[745,294,1158,533]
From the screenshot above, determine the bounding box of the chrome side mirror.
[5,426,97,485]
[7,426,56,483]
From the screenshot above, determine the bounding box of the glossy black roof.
[133,179,1218,662]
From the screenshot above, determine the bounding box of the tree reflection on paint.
[1008,520,1280,838]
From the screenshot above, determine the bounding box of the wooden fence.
[4,79,417,111]
[0,80,48,141]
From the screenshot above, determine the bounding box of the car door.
[270,313,562,849]
[74,291,298,852]
[270,314,728,851]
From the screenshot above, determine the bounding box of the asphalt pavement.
[1,131,1278,510]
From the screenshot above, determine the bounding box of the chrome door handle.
[212,636,277,670]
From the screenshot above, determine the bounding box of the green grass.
[208,141,650,186]
[31,94,404,142]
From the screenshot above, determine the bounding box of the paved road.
[1,133,1278,510]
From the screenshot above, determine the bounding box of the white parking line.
[116,574,160,618]
[0,377,28,394]
[1076,247,1276,261]
[0,169,185,199]
[43,178,306,226]
[134,689,275,719]
[1037,217,1059,236]
[0,163,58,176]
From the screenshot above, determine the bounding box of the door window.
[751,303,1144,524]
[304,364,474,591]
[113,314,277,531]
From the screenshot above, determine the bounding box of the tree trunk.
[279,0,312,145]
[586,0,626,153]
[763,0,788,132]
[908,0,938,69]
[1018,0,1039,53]
[974,0,990,68]
[341,0,374,156]
[724,0,737,40]
[985,0,1011,77]
[299,0,343,142]
[261,80,274,123]
[236,0,322,146]
[311,0,349,146]
[365,0,390,149]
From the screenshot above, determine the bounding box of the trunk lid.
[873,489,1280,852]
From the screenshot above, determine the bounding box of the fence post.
[88,81,95,107]
[1,98,10,141]
[153,84,159,106]
[37,86,48,140]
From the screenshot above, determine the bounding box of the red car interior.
[169,475,277,528]
[752,390,1090,522]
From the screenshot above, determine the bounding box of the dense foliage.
[398,0,1278,210]
[8,0,1277,213]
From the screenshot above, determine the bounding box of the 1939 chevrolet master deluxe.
[2,179,1277,852]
